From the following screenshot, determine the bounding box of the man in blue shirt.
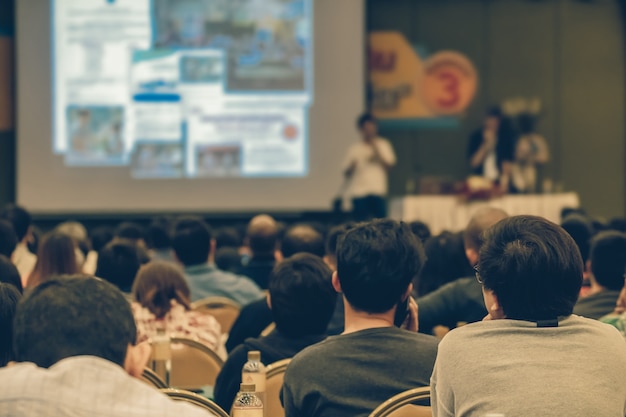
[172,217,263,306]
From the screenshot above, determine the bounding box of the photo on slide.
[65,106,126,166]
[195,144,242,177]
[152,0,309,92]
[130,142,185,179]
[180,55,224,83]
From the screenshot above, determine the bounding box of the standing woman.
[26,232,79,289]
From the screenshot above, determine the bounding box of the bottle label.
[232,407,263,417]
[242,373,266,392]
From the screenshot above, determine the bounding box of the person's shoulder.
[570,314,625,338]
[285,336,335,371]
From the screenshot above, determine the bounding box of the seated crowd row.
[0,204,626,417]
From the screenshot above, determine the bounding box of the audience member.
[215,254,337,411]
[0,255,22,293]
[55,221,90,272]
[409,220,431,243]
[214,227,244,250]
[561,213,595,264]
[0,283,20,367]
[0,204,36,280]
[417,208,508,334]
[0,219,18,258]
[608,217,626,233]
[239,215,279,289]
[0,276,215,416]
[281,224,325,258]
[415,231,472,297]
[172,217,262,305]
[115,222,146,248]
[431,216,626,417]
[282,220,438,417]
[132,261,225,358]
[84,226,114,274]
[145,217,174,262]
[26,232,79,289]
[95,239,143,296]
[215,247,243,273]
[573,231,626,319]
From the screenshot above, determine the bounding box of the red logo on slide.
[283,124,299,141]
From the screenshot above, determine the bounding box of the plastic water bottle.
[232,383,263,417]
[242,351,266,417]
[151,327,171,385]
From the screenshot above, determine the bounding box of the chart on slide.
[52,0,312,178]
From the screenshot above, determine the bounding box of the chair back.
[161,388,229,417]
[368,387,431,417]
[191,297,241,334]
[169,337,225,391]
[264,358,292,417]
[141,367,168,389]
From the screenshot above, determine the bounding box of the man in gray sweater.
[432,215,626,417]
[282,220,439,417]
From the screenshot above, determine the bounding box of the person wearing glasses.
[431,216,626,417]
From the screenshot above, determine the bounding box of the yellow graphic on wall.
[369,32,477,120]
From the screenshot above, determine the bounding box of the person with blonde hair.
[131,261,225,358]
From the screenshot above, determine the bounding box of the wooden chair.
[169,337,225,391]
[161,388,229,417]
[260,322,276,337]
[264,358,292,417]
[191,297,241,334]
[141,367,168,389]
[368,387,431,417]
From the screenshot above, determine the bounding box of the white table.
[389,193,580,235]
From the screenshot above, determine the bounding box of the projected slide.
[52,0,312,178]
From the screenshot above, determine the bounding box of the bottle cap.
[248,351,261,361]
[240,383,256,392]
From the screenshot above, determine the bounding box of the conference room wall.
[369,0,626,219]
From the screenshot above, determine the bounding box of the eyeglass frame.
[473,264,484,285]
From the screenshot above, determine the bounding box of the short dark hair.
[13,276,137,368]
[561,214,595,263]
[589,231,626,291]
[0,283,21,366]
[115,222,145,242]
[337,220,425,313]
[409,221,431,243]
[325,223,356,256]
[90,226,114,252]
[215,227,243,250]
[0,204,31,241]
[172,217,212,266]
[0,219,18,258]
[0,254,22,293]
[96,240,141,293]
[356,112,376,129]
[145,217,172,250]
[269,253,336,338]
[281,224,325,258]
[417,231,472,296]
[479,216,583,321]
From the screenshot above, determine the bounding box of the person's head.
[0,219,18,258]
[132,261,191,319]
[55,221,90,258]
[561,213,595,264]
[172,217,212,267]
[0,204,32,243]
[214,247,243,273]
[357,112,377,140]
[0,254,22,294]
[145,217,172,251]
[13,276,149,376]
[115,222,145,247]
[608,218,626,233]
[588,231,626,291]
[268,253,336,338]
[281,224,325,259]
[463,207,509,266]
[95,239,142,293]
[324,223,356,270]
[417,231,472,297]
[90,226,114,253]
[409,221,431,243]
[518,113,536,135]
[214,227,243,250]
[27,232,79,288]
[246,214,278,258]
[484,106,502,131]
[335,220,425,314]
[478,216,583,322]
[0,283,21,366]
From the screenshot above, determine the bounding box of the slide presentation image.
[195,144,242,177]
[153,0,309,92]
[180,55,224,83]
[130,142,184,178]
[64,106,126,165]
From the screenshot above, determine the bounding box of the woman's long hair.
[132,261,191,319]
[27,232,78,288]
